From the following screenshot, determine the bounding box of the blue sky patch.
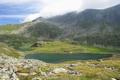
[0,3,39,24]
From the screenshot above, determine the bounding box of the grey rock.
[52,68,68,74]
[0,55,46,80]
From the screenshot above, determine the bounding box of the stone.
[0,55,46,80]
[0,74,10,80]
[40,72,47,77]
[52,68,68,74]
[17,73,29,77]
[68,71,80,75]
[32,77,42,80]
[111,78,117,80]
[69,64,78,67]
[48,72,55,76]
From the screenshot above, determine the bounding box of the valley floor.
[0,41,119,80]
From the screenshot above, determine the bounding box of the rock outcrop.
[0,55,46,80]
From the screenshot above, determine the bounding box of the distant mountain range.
[17,4,120,47]
[48,4,120,37]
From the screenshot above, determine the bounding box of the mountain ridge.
[17,4,120,47]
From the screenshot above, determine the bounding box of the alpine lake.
[25,53,113,63]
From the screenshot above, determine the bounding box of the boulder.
[52,68,68,74]
[32,77,42,80]
[111,78,117,80]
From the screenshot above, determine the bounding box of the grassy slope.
[0,24,20,34]
[32,41,120,54]
[0,43,23,58]
[47,58,120,80]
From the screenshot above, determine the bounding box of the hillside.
[12,4,120,47]
[31,41,120,54]
[46,4,120,47]
[0,34,36,50]
[17,22,63,40]
[48,4,120,35]
[0,43,22,58]
[0,24,21,34]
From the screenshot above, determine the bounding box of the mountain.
[48,4,120,36]
[17,21,63,40]
[18,4,120,47]
[46,4,120,47]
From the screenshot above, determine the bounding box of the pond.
[25,53,113,63]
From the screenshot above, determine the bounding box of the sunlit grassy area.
[32,41,120,54]
[0,25,20,34]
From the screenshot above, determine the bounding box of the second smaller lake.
[25,53,113,63]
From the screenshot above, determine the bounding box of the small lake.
[25,53,113,63]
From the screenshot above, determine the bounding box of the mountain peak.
[32,17,44,22]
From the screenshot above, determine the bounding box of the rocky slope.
[0,55,119,80]
[0,55,46,80]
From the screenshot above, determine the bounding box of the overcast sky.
[0,0,120,24]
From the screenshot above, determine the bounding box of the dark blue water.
[25,53,112,63]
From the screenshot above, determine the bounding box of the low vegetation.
[0,43,22,58]
[20,22,63,39]
[0,24,21,34]
[0,34,36,50]
[18,56,120,80]
[32,41,120,54]
[74,33,120,47]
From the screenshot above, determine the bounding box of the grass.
[50,57,120,80]
[32,41,120,54]
[0,24,20,34]
[16,57,120,80]
[0,42,23,58]
[22,57,119,80]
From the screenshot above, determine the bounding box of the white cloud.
[1,0,120,22]
[0,15,26,18]
[82,0,120,9]
[23,0,120,22]
[24,0,83,22]
[23,13,41,22]
[39,0,83,17]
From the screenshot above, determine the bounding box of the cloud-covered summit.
[0,0,120,24]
